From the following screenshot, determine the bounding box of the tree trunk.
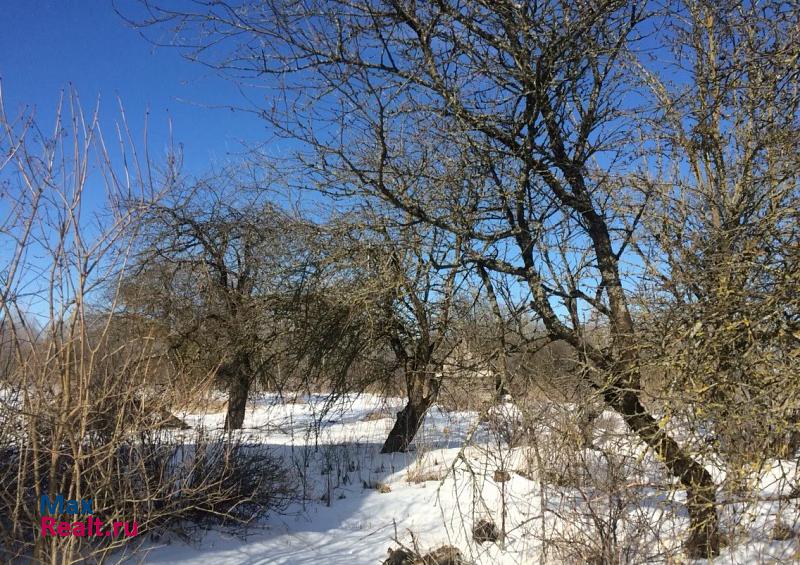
[604,386,720,558]
[381,397,431,453]
[568,221,719,557]
[225,371,250,430]
[382,370,435,453]
[494,374,509,400]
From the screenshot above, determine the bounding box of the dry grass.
[363,410,393,422]
[406,466,448,484]
[176,396,229,414]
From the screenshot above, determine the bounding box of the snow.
[122,394,800,564]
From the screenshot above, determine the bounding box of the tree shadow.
[124,395,480,564]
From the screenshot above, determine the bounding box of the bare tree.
[368,222,464,453]
[127,0,800,556]
[309,212,466,453]
[124,176,300,429]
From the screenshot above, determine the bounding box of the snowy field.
[124,394,800,564]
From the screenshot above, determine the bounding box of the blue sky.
[0,0,272,174]
[0,1,286,321]
[0,2,662,324]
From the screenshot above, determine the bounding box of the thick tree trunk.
[225,372,250,430]
[381,398,432,453]
[605,386,720,558]
[381,370,435,453]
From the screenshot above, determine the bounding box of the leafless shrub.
[0,90,297,563]
[545,451,659,564]
[482,400,530,449]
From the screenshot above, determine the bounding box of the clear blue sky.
[0,0,272,174]
[0,1,286,321]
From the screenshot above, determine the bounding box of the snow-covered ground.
[124,394,800,564]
